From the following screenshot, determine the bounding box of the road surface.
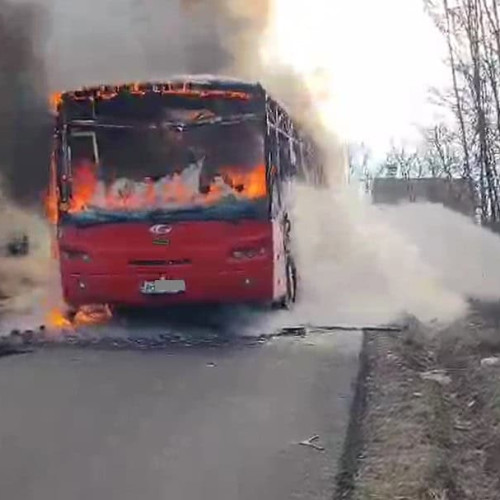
[0,330,362,500]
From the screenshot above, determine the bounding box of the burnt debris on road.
[0,321,403,354]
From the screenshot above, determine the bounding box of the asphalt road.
[0,330,362,500]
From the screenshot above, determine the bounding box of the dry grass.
[352,328,455,500]
[349,309,500,499]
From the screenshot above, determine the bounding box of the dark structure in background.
[0,0,51,205]
[371,178,477,218]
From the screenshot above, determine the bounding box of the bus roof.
[52,75,264,110]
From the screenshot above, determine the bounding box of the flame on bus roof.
[49,76,264,113]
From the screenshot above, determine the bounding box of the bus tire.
[287,256,298,305]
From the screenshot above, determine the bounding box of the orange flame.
[44,161,100,220]
[69,161,99,212]
[46,162,267,215]
[74,305,113,326]
[49,92,63,113]
[46,308,73,330]
[45,152,59,225]
[46,305,113,331]
[222,164,267,199]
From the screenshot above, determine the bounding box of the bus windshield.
[64,119,267,223]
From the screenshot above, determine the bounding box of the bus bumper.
[62,267,274,308]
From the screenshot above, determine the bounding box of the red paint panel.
[58,220,275,307]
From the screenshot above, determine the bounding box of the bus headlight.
[231,247,266,260]
[61,249,92,262]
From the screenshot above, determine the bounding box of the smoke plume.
[0,189,53,316]
[42,0,337,178]
[380,203,500,302]
[0,0,51,203]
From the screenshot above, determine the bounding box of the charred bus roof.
[51,76,266,125]
[54,75,265,103]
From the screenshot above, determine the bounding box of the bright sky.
[266,0,450,157]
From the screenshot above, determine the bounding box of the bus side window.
[276,128,299,218]
[289,137,297,171]
[278,131,296,181]
[69,131,98,169]
[268,127,281,218]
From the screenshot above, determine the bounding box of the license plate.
[140,279,186,295]
[152,238,170,246]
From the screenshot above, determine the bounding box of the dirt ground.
[337,303,500,500]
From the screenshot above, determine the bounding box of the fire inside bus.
[49,77,324,313]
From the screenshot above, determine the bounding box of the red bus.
[49,76,324,314]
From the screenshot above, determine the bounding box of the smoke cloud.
[380,203,500,302]
[289,189,468,327]
[41,0,338,178]
[0,190,53,317]
[42,0,267,88]
[0,0,51,203]
[0,0,278,198]
[238,188,469,335]
[1,0,337,193]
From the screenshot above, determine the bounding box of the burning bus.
[48,76,324,313]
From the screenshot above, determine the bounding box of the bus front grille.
[129,259,191,267]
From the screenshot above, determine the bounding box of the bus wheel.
[286,257,298,306]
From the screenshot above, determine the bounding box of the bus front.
[52,83,279,310]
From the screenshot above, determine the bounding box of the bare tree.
[421,0,500,222]
[378,144,423,179]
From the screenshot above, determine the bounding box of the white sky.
[267,0,450,157]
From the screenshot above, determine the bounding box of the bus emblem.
[149,224,173,235]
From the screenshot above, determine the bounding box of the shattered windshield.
[64,119,267,223]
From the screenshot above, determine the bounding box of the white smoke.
[249,184,500,333]
[380,202,500,302]
[238,184,468,335]
[289,185,468,326]
[0,197,56,320]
